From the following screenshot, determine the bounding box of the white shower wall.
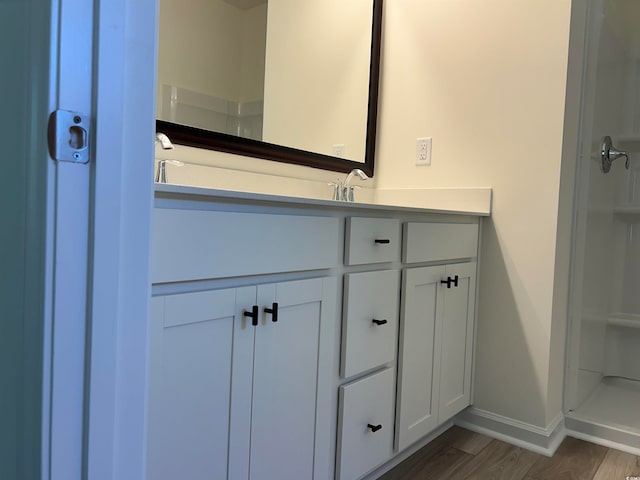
[570,0,640,410]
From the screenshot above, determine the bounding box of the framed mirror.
[156,0,382,176]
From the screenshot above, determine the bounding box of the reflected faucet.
[155,159,184,184]
[155,132,174,150]
[342,168,369,202]
[154,132,181,183]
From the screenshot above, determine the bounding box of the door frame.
[45,0,158,478]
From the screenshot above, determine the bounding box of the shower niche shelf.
[608,312,640,329]
[613,204,640,216]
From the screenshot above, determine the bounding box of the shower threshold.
[566,377,640,455]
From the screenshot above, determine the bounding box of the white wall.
[374,0,572,428]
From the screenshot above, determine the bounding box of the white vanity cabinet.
[148,187,487,480]
[148,204,340,480]
[395,223,478,453]
[148,277,338,480]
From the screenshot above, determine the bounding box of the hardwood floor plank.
[526,437,608,480]
[593,448,640,480]
[446,439,541,480]
[380,446,473,480]
[450,429,493,455]
[413,447,474,480]
[378,427,466,480]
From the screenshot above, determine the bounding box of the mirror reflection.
[157,0,374,163]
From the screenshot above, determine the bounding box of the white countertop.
[155,183,492,216]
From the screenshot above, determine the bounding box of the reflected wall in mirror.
[156,0,382,175]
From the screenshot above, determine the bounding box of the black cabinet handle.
[374,239,390,244]
[367,423,383,433]
[372,319,388,326]
[264,302,278,322]
[244,305,259,326]
[440,275,460,289]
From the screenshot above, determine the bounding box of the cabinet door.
[249,277,337,480]
[395,266,444,452]
[147,288,254,480]
[438,262,476,422]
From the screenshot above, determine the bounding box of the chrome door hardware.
[601,136,629,173]
[48,110,90,164]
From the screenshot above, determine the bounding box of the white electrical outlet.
[332,144,345,158]
[416,137,432,166]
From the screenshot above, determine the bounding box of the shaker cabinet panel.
[396,262,477,453]
[147,291,251,480]
[147,277,338,480]
[395,266,442,452]
[249,279,324,480]
[336,367,395,480]
[438,262,477,422]
[342,269,400,378]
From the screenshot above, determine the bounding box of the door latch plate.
[48,110,90,164]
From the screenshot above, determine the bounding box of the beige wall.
[374,0,573,428]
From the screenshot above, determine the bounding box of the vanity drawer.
[403,222,478,264]
[152,208,339,283]
[341,270,400,378]
[336,367,394,480]
[345,217,401,265]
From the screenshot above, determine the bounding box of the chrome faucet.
[155,132,174,150]
[154,159,184,183]
[154,133,182,183]
[342,168,369,202]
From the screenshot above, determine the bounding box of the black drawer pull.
[264,302,278,322]
[367,423,383,433]
[374,239,390,244]
[440,275,460,289]
[372,319,388,326]
[244,305,259,326]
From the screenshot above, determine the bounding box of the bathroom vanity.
[147,184,488,480]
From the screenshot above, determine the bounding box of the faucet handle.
[328,180,342,201]
[347,185,362,202]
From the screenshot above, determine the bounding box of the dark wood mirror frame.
[156,0,382,177]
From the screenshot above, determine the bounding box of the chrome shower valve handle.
[601,136,629,173]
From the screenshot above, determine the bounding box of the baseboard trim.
[361,421,454,480]
[454,408,566,457]
[565,414,640,455]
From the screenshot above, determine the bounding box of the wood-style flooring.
[379,426,640,480]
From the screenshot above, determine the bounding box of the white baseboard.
[454,407,566,457]
[565,414,640,456]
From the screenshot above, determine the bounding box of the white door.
[395,266,444,452]
[438,262,477,421]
